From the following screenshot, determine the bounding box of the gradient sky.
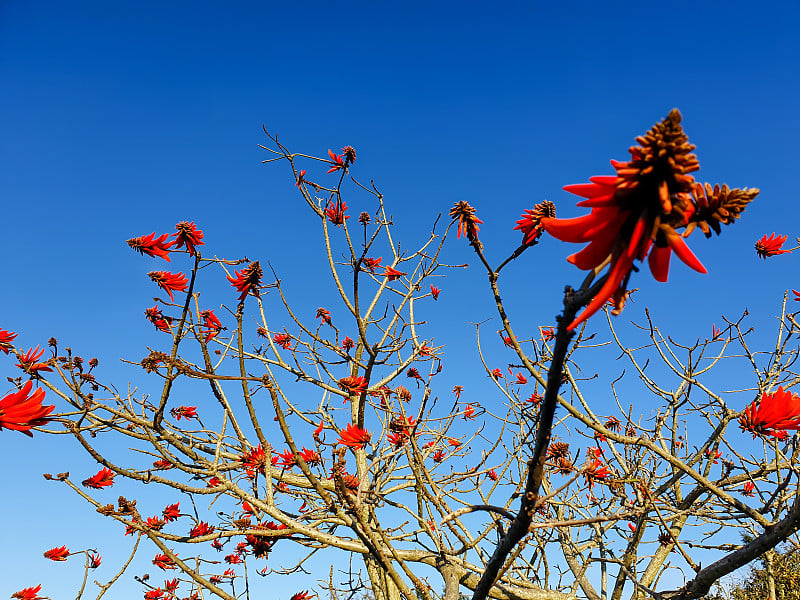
[1,1,799,598]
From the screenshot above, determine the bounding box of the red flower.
[705,448,722,464]
[325,200,350,226]
[526,393,542,405]
[741,481,756,497]
[11,586,44,600]
[299,447,321,465]
[153,553,178,570]
[338,423,371,449]
[487,469,498,481]
[432,450,447,463]
[711,323,722,340]
[739,386,800,438]
[341,145,356,163]
[313,421,324,439]
[430,286,441,300]
[463,405,476,420]
[362,257,382,272]
[276,449,296,469]
[295,169,307,186]
[227,261,263,301]
[82,467,115,489]
[146,516,166,530]
[162,503,181,522]
[152,459,172,469]
[794,290,800,302]
[755,233,791,258]
[327,149,346,174]
[605,416,621,432]
[274,333,292,350]
[540,110,712,330]
[200,309,222,342]
[449,201,483,240]
[148,271,188,302]
[43,545,69,561]
[88,552,102,568]
[448,437,461,448]
[383,266,406,281]
[387,431,410,447]
[541,327,555,341]
[164,578,179,592]
[16,346,53,373]
[127,232,173,261]
[452,385,463,400]
[316,307,332,325]
[407,368,421,380]
[514,200,556,245]
[290,592,312,600]
[418,344,433,357]
[145,306,172,332]
[0,381,54,435]
[170,406,197,420]
[513,372,527,385]
[240,444,268,478]
[583,458,611,488]
[225,553,242,564]
[189,522,215,538]
[144,589,163,600]
[0,329,17,354]
[338,375,368,396]
[173,221,204,257]
[490,368,504,379]
[341,336,355,352]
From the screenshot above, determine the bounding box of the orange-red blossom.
[739,386,800,438]
[0,381,54,436]
[338,423,371,449]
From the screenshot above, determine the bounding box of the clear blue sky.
[1,1,798,598]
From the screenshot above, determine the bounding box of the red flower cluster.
[383,266,406,281]
[127,232,173,261]
[338,375,368,396]
[0,381,54,436]
[153,552,178,570]
[327,149,346,174]
[338,423,371,449]
[200,309,222,342]
[16,346,53,374]
[316,307,332,325]
[173,221,204,257]
[145,306,172,332]
[362,257,382,272]
[82,467,115,489]
[170,405,197,421]
[148,271,188,302]
[189,522,215,538]
[274,333,292,350]
[341,336,355,351]
[430,285,441,300]
[325,200,350,226]
[755,233,791,258]
[11,585,43,600]
[162,503,181,521]
[0,328,17,353]
[43,545,69,561]
[583,458,611,488]
[739,386,800,438]
[449,201,483,240]
[535,110,757,330]
[228,261,263,301]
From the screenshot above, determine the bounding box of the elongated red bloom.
[0,381,54,435]
[291,592,312,600]
[273,333,292,350]
[338,375,368,396]
[538,110,748,330]
[0,328,17,354]
[316,307,332,325]
[383,266,406,281]
[43,545,69,561]
[200,309,222,342]
[227,261,262,301]
[341,336,355,351]
[170,405,197,420]
[739,386,800,438]
[325,200,350,226]
[145,306,172,332]
[173,221,204,257]
[189,521,215,537]
[82,467,115,489]
[299,447,321,465]
[11,585,43,600]
[327,149,346,174]
[148,271,189,302]
[430,285,440,300]
[755,233,790,258]
[162,503,181,522]
[144,589,163,600]
[583,458,611,488]
[88,552,101,568]
[127,232,173,261]
[449,201,483,240]
[16,346,53,373]
[338,423,371,448]
[362,256,382,272]
[153,553,178,570]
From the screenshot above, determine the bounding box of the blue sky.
[1,1,799,598]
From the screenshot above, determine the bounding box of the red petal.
[666,230,707,274]
[648,246,671,282]
[563,183,610,199]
